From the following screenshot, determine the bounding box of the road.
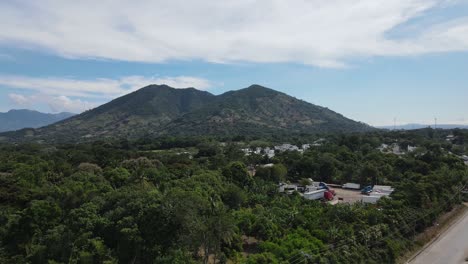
[409,207,468,264]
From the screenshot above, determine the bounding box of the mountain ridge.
[0,84,374,142]
[0,109,75,133]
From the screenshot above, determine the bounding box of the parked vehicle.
[361,185,373,195]
[303,189,326,200]
[278,183,298,194]
[362,195,380,204]
[318,182,330,190]
[324,190,334,201]
[373,185,394,194]
[342,183,361,189]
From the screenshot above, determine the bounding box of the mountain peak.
[247,84,267,89]
[1,84,373,142]
[244,84,275,92]
[141,84,199,91]
[142,84,173,89]
[221,84,280,98]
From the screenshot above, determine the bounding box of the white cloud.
[8,93,97,113]
[47,95,97,113]
[0,0,466,67]
[8,93,31,106]
[2,75,213,113]
[0,75,213,98]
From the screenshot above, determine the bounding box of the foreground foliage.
[0,129,467,263]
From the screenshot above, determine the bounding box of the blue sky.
[0,0,467,126]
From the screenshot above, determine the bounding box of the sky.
[0,0,467,126]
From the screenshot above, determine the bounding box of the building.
[274,144,299,152]
[407,145,417,152]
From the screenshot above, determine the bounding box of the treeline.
[0,130,466,263]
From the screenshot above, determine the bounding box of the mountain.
[11,85,216,142]
[377,123,468,130]
[0,109,75,132]
[0,84,373,142]
[160,85,372,136]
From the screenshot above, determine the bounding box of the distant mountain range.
[377,124,468,130]
[0,109,75,133]
[0,84,374,143]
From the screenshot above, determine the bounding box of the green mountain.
[0,84,373,142]
[1,85,215,142]
[160,85,372,136]
[0,109,75,132]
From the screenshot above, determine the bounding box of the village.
[239,140,396,205]
[239,135,467,205]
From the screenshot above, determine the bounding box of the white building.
[274,144,299,152]
[407,145,417,152]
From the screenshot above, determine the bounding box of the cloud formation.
[0,0,467,67]
[8,93,98,113]
[8,93,30,106]
[3,75,213,113]
[0,75,213,98]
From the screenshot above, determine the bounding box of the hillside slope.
[0,110,75,132]
[161,85,372,136]
[0,84,373,142]
[2,85,215,142]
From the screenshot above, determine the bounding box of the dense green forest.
[0,128,467,263]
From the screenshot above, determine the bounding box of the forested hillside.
[0,129,466,263]
[161,85,371,136]
[0,85,372,143]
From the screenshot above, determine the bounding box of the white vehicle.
[278,183,298,194]
[342,183,361,190]
[303,189,326,200]
[373,185,394,194]
[362,195,380,204]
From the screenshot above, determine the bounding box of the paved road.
[410,207,468,264]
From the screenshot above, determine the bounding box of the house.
[391,144,403,155]
[264,147,275,158]
[254,147,262,155]
[274,144,299,152]
[407,145,417,152]
[377,143,388,152]
[241,148,252,156]
[446,134,456,142]
[378,143,405,155]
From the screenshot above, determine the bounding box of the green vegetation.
[0,85,372,143]
[0,129,466,263]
